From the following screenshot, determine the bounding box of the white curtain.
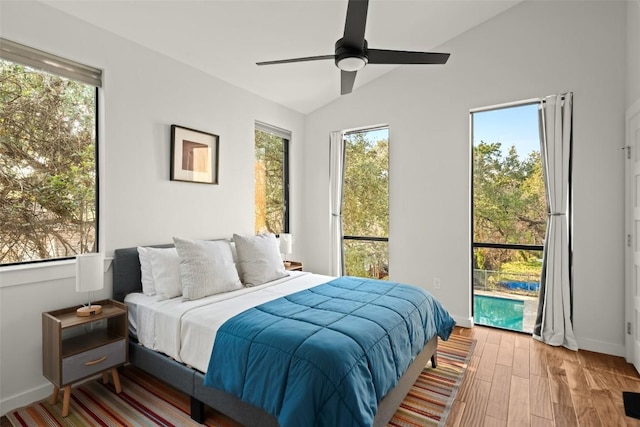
[329,131,345,276]
[533,92,577,351]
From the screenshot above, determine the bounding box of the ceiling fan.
[256,0,450,95]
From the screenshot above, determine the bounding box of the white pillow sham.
[137,247,155,296]
[173,237,243,300]
[138,246,182,301]
[233,233,288,286]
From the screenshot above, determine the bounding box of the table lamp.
[279,233,293,266]
[76,252,104,317]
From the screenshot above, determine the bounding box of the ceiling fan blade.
[341,70,357,95]
[343,0,369,48]
[257,55,334,66]
[367,49,450,65]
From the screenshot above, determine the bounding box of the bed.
[112,240,455,426]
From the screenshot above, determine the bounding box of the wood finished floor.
[448,325,640,427]
[2,325,639,426]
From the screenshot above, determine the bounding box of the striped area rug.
[7,334,474,427]
[388,334,475,427]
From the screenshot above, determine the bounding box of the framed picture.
[170,125,219,184]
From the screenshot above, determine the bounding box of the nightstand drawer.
[62,340,126,385]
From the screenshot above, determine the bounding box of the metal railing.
[472,243,542,297]
[473,269,541,296]
[472,244,542,333]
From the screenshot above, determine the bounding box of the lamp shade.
[279,233,292,255]
[76,253,104,292]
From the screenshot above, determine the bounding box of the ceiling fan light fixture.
[336,56,368,72]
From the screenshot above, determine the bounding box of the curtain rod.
[470,93,571,113]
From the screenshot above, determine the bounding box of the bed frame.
[112,245,438,426]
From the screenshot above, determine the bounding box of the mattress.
[124,271,334,372]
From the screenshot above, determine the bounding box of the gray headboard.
[112,244,173,302]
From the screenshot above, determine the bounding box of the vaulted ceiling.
[43,0,521,114]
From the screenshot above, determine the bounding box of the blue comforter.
[203,276,455,427]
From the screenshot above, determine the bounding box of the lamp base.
[76,305,102,317]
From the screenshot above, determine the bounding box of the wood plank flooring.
[2,325,640,426]
[449,325,640,427]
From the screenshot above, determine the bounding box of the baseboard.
[576,336,626,358]
[0,382,51,416]
[448,314,624,357]
[452,315,474,329]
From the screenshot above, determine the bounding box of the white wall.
[629,0,640,108]
[301,1,627,353]
[0,0,305,415]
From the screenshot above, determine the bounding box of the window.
[471,102,544,333]
[342,127,389,279]
[0,39,101,265]
[254,122,290,234]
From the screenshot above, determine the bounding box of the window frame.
[0,39,101,266]
[282,136,290,234]
[341,125,390,279]
[470,99,543,252]
[254,122,291,235]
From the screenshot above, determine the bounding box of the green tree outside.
[0,60,96,264]
[473,140,546,289]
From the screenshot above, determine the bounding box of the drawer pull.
[85,356,108,366]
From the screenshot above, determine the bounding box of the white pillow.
[142,247,182,301]
[230,241,238,263]
[137,247,155,296]
[173,237,243,300]
[233,233,288,286]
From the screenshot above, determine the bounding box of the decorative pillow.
[230,241,238,263]
[233,233,288,286]
[173,237,243,300]
[137,247,155,296]
[143,247,182,301]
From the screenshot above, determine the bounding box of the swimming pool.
[474,294,524,332]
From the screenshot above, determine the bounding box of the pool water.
[474,295,524,332]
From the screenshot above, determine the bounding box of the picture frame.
[170,125,219,184]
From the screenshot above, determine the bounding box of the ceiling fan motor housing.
[335,38,369,71]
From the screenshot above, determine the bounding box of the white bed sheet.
[124,271,334,372]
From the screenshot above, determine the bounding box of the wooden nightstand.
[284,261,303,271]
[42,299,128,417]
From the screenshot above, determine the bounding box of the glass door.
[471,102,544,333]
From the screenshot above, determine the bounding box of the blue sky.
[356,103,539,159]
[357,128,388,143]
[473,103,540,159]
